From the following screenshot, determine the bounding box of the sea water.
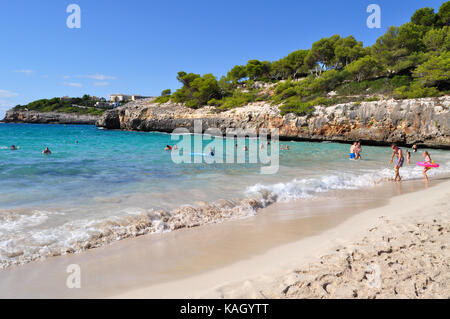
[1,123,450,268]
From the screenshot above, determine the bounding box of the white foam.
[1,158,449,269]
[246,163,450,203]
[0,211,51,232]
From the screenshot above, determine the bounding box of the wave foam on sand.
[1,163,449,269]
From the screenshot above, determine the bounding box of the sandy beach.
[0,177,448,299]
[208,186,450,299]
[116,179,450,299]
[2,0,450,305]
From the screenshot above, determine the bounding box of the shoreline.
[0,177,447,298]
[115,178,450,299]
[2,123,450,271]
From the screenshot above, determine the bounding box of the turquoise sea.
[1,123,450,268]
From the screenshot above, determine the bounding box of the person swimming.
[10,145,17,151]
[164,145,172,151]
[422,151,433,181]
[42,147,52,155]
[390,144,404,182]
[412,144,418,153]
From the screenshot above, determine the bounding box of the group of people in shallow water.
[9,144,52,154]
[390,143,434,182]
[164,145,178,151]
[350,141,436,182]
[8,138,438,182]
[164,140,291,155]
[8,142,81,155]
[10,144,52,154]
[349,141,363,160]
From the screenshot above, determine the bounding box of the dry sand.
[116,180,450,299]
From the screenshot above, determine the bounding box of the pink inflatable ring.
[417,161,440,168]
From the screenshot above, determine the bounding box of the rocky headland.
[2,110,100,125]
[96,96,450,149]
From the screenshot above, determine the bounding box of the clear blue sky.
[0,0,446,117]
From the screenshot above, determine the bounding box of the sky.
[0,0,447,118]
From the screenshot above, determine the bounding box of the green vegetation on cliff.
[156,2,450,115]
[13,95,106,116]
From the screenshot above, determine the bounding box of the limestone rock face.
[2,110,99,125]
[96,96,450,148]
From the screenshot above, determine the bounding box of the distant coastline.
[2,109,100,125]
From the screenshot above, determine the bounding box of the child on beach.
[390,144,404,182]
[422,151,432,181]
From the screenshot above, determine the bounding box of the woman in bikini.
[422,151,432,181]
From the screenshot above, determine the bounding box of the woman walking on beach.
[390,144,404,182]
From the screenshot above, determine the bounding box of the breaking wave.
[1,161,450,269]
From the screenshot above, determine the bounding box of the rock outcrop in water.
[97,96,450,149]
[2,110,100,125]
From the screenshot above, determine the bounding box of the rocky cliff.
[2,110,100,125]
[96,96,450,149]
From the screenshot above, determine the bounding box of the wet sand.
[211,180,450,299]
[0,178,447,298]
